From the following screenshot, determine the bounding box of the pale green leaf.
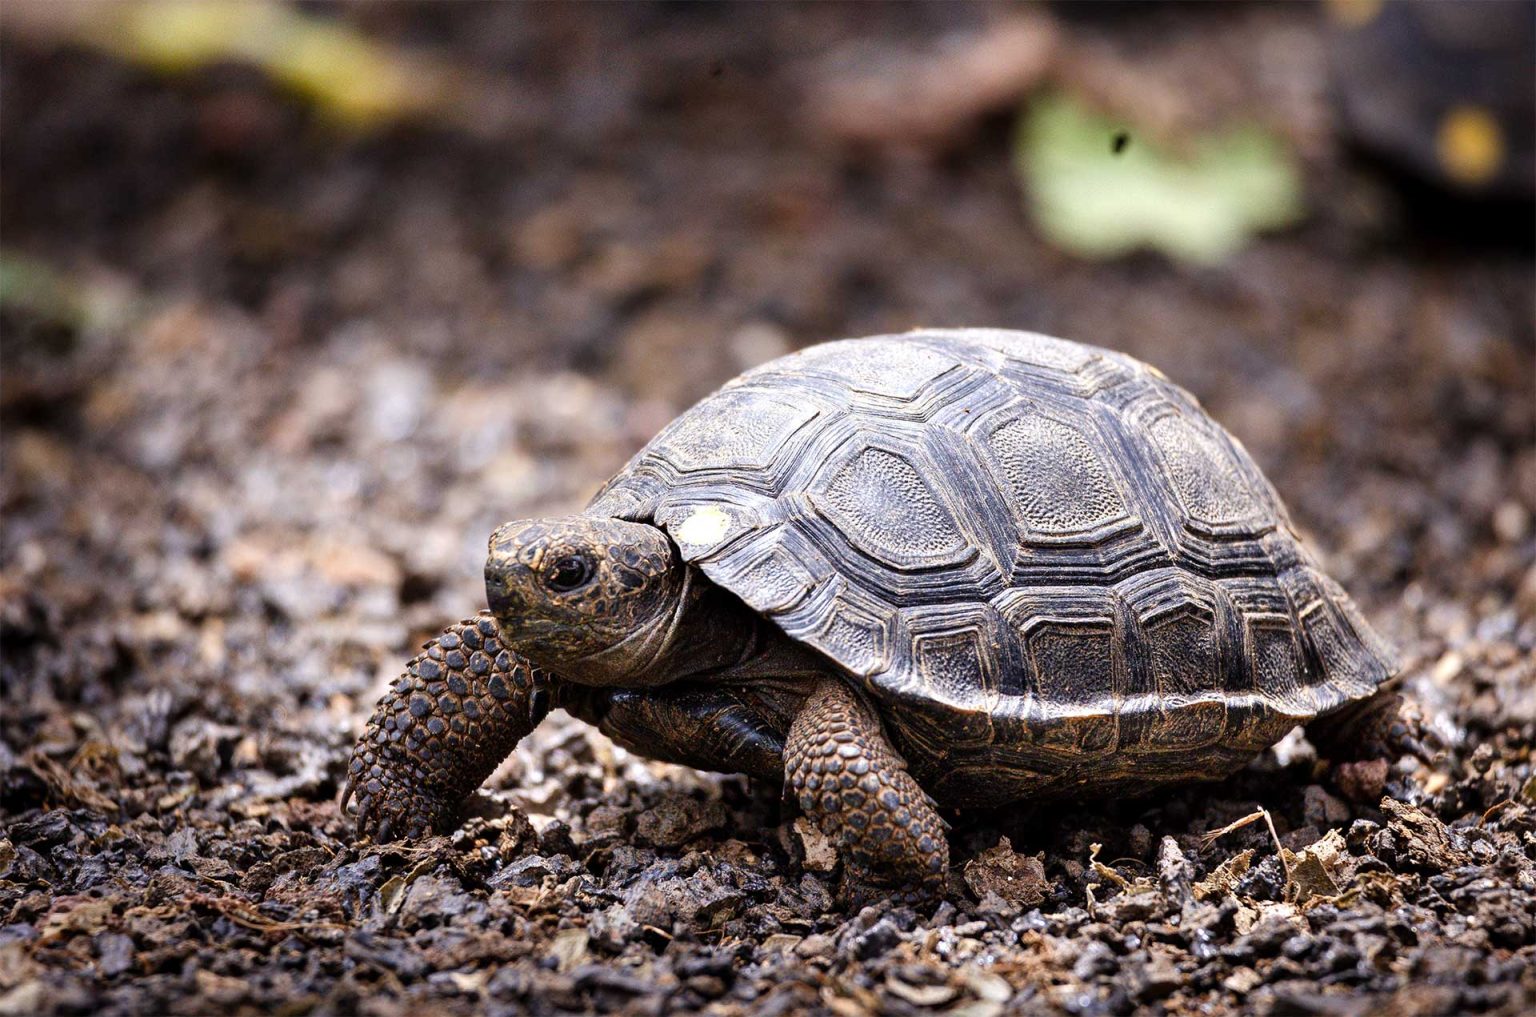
[1015,92,1304,264]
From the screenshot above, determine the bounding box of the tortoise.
[343,328,1419,901]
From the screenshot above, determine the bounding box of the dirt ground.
[2,5,1533,1016]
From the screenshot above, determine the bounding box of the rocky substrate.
[2,5,1533,1015]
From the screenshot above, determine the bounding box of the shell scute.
[815,445,970,572]
[651,388,819,474]
[986,410,1131,540]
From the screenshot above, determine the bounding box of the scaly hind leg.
[343,613,555,841]
[785,677,949,906]
[1306,687,1442,766]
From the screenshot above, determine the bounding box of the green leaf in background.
[112,0,429,128]
[0,252,83,328]
[1015,92,1305,265]
[0,251,137,341]
[4,0,443,130]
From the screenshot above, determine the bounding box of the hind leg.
[1306,688,1440,765]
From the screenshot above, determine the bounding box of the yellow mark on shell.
[675,506,732,547]
[1437,106,1504,189]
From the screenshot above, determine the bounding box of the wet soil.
[2,5,1533,1015]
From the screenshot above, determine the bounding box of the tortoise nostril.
[485,559,521,618]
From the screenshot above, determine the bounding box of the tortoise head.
[485,516,686,685]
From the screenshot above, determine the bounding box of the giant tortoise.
[343,328,1416,900]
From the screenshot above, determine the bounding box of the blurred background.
[0,2,1533,1011]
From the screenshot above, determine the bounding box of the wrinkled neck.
[572,570,762,687]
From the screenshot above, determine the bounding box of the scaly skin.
[342,613,554,841]
[1306,688,1442,765]
[785,678,949,905]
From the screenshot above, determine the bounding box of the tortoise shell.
[588,329,1395,805]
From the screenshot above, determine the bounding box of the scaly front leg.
[785,677,949,905]
[343,612,554,841]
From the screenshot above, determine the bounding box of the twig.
[1198,808,1289,881]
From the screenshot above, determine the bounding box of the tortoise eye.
[546,554,593,592]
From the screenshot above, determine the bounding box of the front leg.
[785,677,949,905]
[343,613,554,841]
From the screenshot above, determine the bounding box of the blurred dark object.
[1328,0,1535,204]
[807,13,1059,150]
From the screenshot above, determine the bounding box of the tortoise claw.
[1386,700,1449,766]
[842,876,946,912]
[1309,691,1446,768]
[344,774,441,844]
[342,747,466,845]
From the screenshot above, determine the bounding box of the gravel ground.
[2,5,1533,1016]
